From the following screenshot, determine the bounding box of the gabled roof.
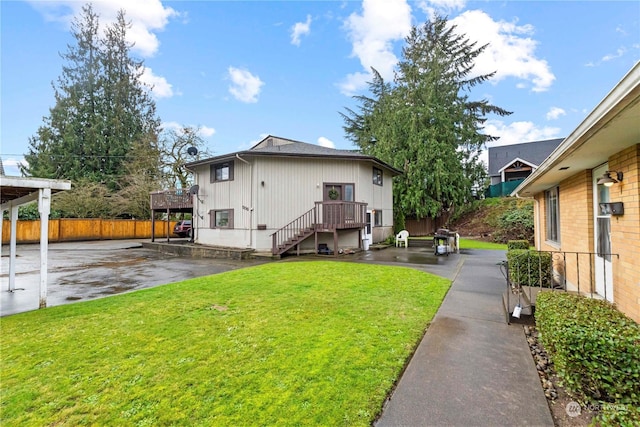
[488,138,564,177]
[186,135,402,175]
[513,62,640,197]
[497,157,538,174]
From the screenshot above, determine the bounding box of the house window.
[373,167,383,186]
[545,187,560,243]
[374,210,382,227]
[210,209,234,228]
[211,161,234,183]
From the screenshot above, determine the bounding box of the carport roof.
[1,176,71,209]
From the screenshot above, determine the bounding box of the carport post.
[8,204,18,292]
[38,188,51,308]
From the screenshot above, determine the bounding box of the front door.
[593,164,614,301]
[323,183,354,225]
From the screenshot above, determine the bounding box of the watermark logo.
[565,401,582,417]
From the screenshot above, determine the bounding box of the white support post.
[0,208,4,273]
[38,188,51,308]
[8,204,18,292]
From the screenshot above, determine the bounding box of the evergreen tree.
[343,15,511,227]
[22,4,160,188]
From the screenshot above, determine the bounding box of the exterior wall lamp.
[597,171,623,187]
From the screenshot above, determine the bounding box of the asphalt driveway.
[1,239,266,316]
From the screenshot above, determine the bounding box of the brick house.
[513,63,640,323]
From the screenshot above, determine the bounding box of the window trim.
[373,209,382,227]
[210,160,234,183]
[373,167,383,186]
[210,209,234,229]
[545,187,560,244]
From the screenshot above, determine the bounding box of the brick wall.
[608,144,640,322]
[532,145,639,323]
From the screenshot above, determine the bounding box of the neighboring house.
[512,62,640,323]
[486,138,563,197]
[185,135,401,255]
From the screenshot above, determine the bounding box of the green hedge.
[507,240,530,251]
[507,249,552,287]
[536,292,640,424]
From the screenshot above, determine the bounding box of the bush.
[536,292,640,425]
[507,240,530,250]
[492,202,534,243]
[507,249,552,287]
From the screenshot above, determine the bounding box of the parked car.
[173,220,192,237]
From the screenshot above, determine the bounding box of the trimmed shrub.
[536,292,640,424]
[507,240,530,251]
[507,249,552,287]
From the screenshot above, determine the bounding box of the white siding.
[193,154,396,250]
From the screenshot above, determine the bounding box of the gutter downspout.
[185,164,198,243]
[236,154,253,248]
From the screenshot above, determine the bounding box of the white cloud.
[340,0,412,95]
[199,126,216,138]
[484,120,562,147]
[602,47,626,62]
[478,120,562,166]
[139,66,174,98]
[291,15,312,46]
[317,137,335,148]
[28,0,180,57]
[546,107,566,121]
[450,10,555,92]
[162,121,216,138]
[418,0,466,16]
[228,67,264,103]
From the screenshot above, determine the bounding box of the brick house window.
[210,209,234,228]
[211,161,234,182]
[545,187,560,243]
[373,167,383,186]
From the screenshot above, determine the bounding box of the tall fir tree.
[22,4,160,188]
[342,15,510,228]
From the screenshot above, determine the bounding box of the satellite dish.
[189,185,200,195]
[187,146,198,156]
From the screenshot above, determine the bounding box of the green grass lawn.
[458,238,507,250]
[408,236,507,250]
[1,262,450,426]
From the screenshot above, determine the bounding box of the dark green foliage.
[536,292,640,425]
[507,240,530,250]
[2,203,62,220]
[342,15,510,224]
[507,249,552,287]
[22,4,160,188]
[493,203,534,243]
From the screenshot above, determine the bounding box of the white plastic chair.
[396,230,409,248]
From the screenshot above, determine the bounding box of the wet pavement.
[1,241,462,317]
[1,239,266,316]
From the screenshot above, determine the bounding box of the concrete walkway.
[375,249,554,426]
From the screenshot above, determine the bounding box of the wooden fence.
[1,219,179,244]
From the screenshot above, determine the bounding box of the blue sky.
[1,0,639,177]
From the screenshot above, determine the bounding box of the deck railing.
[150,190,193,210]
[314,201,367,230]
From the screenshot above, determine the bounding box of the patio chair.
[395,230,409,248]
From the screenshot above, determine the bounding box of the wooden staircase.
[271,201,367,256]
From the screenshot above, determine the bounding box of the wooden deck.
[150,190,193,211]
